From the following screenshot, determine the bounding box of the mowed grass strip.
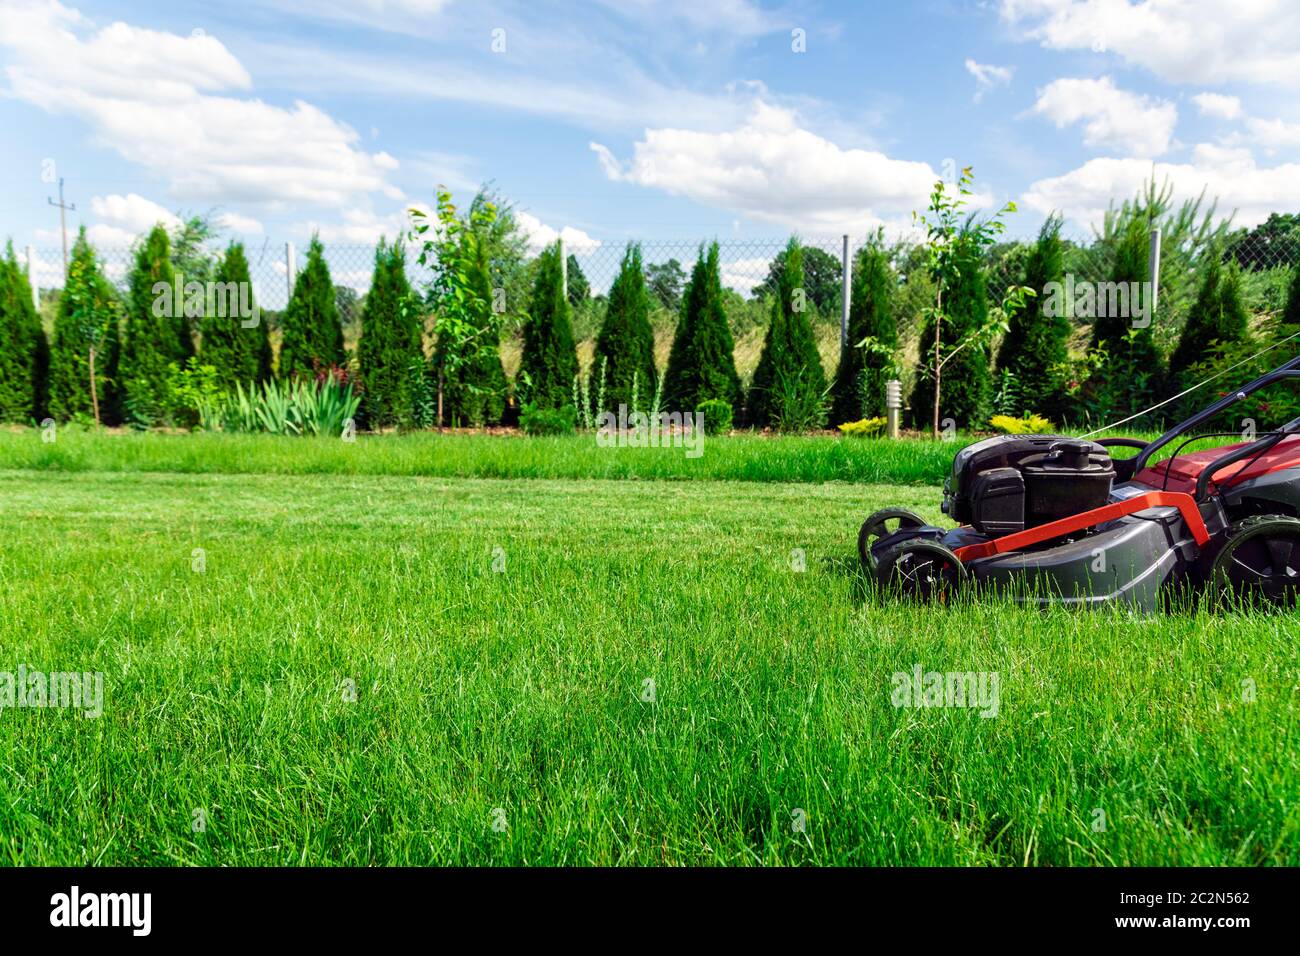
[0,469,1295,865]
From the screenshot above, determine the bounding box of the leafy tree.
[566,254,590,305]
[518,241,578,409]
[279,236,344,378]
[663,242,741,414]
[748,238,827,428]
[120,224,192,424]
[1282,261,1300,330]
[753,244,842,316]
[996,214,1069,417]
[593,243,656,414]
[335,285,362,336]
[0,243,49,422]
[645,258,686,311]
[414,189,509,426]
[201,242,270,391]
[468,186,531,332]
[1226,212,1300,271]
[48,230,121,423]
[357,238,422,427]
[831,235,896,425]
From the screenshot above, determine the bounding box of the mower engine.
[942,435,1115,537]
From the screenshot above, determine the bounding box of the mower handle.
[1193,411,1300,500]
[1130,363,1300,477]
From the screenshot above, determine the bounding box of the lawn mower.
[859,354,1300,609]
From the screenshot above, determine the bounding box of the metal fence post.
[840,234,851,352]
[1148,227,1161,318]
[25,245,38,309]
[285,241,296,303]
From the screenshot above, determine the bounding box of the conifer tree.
[201,242,270,390]
[593,243,656,414]
[996,215,1069,416]
[1169,252,1249,388]
[662,242,741,414]
[279,235,344,378]
[357,239,423,427]
[830,238,895,425]
[48,230,121,423]
[748,238,827,428]
[566,253,590,305]
[1087,218,1162,419]
[0,244,49,422]
[120,224,189,424]
[518,242,578,409]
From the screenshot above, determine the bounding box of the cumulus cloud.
[0,0,402,210]
[965,59,1013,102]
[1192,92,1243,121]
[999,0,1300,87]
[1030,77,1177,157]
[1021,144,1300,229]
[89,193,181,233]
[590,101,944,235]
[515,212,600,255]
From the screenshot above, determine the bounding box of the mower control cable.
[1155,431,1288,492]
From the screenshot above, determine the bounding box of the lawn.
[0,464,1295,865]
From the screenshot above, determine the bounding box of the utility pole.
[47,177,75,282]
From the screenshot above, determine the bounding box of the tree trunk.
[88,345,100,427]
[437,369,445,432]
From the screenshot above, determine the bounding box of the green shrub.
[996,215,1069,418]
[120,224,193,425]
[594,243,656,416]
[989,413,1055,435]
[0,243,48,423]
[279,236,344,379]
[663,242,741,414]
[520,403,576,436]
[768,366,830,434]
[357,238,422,427]
[201,242,270,392]
[696,399,733,435]
[518,243,578,410]
[749,237,827,428]
[195,375,361,436]
[836,416,886,437]
[832,236,896,424]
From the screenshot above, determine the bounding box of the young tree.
[357,238,422,427]
[48,230,121,423]
[1087,217,1163,419]
[1282,261,1300,329]
[120,224,191,424]
[593,243,656,414]
[645,258,686,311]
[440,230,507,425]
[831,235,896,425]
[201,242,270,391]
[748,237,828,428]
[996,214,1069,416]
[1169,252,1249,396]
[518,241,578,409]
[566,253,590,305]
[279,235,345,378]
[753,244,842,316]
[662,242,741,413]
[0,244,49,422]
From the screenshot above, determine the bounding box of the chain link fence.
[23,228,1300,388]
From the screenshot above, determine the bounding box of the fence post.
[1148,227,1161,318]
[840,234,851,351]
[25,245,38,309]
[285,241,296,303]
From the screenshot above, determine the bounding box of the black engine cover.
[942,434,1115,536]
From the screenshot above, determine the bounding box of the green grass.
[1,468,1295,865]
[0,425,1198,486]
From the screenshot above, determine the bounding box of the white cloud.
[1243,117,1300,151]
[89,193,181,233]
[0,0,402,210]
[591,101,944,235]
[719,256,772,296]
[1000,0,1300,87]
[216,211,265,235]
[515,212,600,255]
[1192,92,1242,121]
[1030,77,1177,157]
[965,59,1013,102]
[1021,144,1300,229]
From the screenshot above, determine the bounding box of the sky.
[2,0,1299,272]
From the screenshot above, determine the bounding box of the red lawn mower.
[859,355,1300,609]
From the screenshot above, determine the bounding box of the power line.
[47,177,76,282]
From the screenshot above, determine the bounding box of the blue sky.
[2,0,1298,272]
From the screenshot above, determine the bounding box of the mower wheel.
[858,508,928,571]
[1208,514,1300,609]
[875,539,967,602]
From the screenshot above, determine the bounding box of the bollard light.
[885,379,902,439]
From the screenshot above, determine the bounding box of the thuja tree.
[566,253,590,305]
[279,236,345,378]
[593,242,656,414]
[120,224,191,425]
[201,242,271,391]
[749,237,827,428]
[995,214,1069,417]
[1086,218,1162,420]
[0,243,49,422]
[48,230,121,424]
[518,241,578,409]
[663,242,741,413]
[1169,250,1249,387]
[357,238,422,427]
[831,234,896,425]
[910,168,1025,435]
[414,189,509,426]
